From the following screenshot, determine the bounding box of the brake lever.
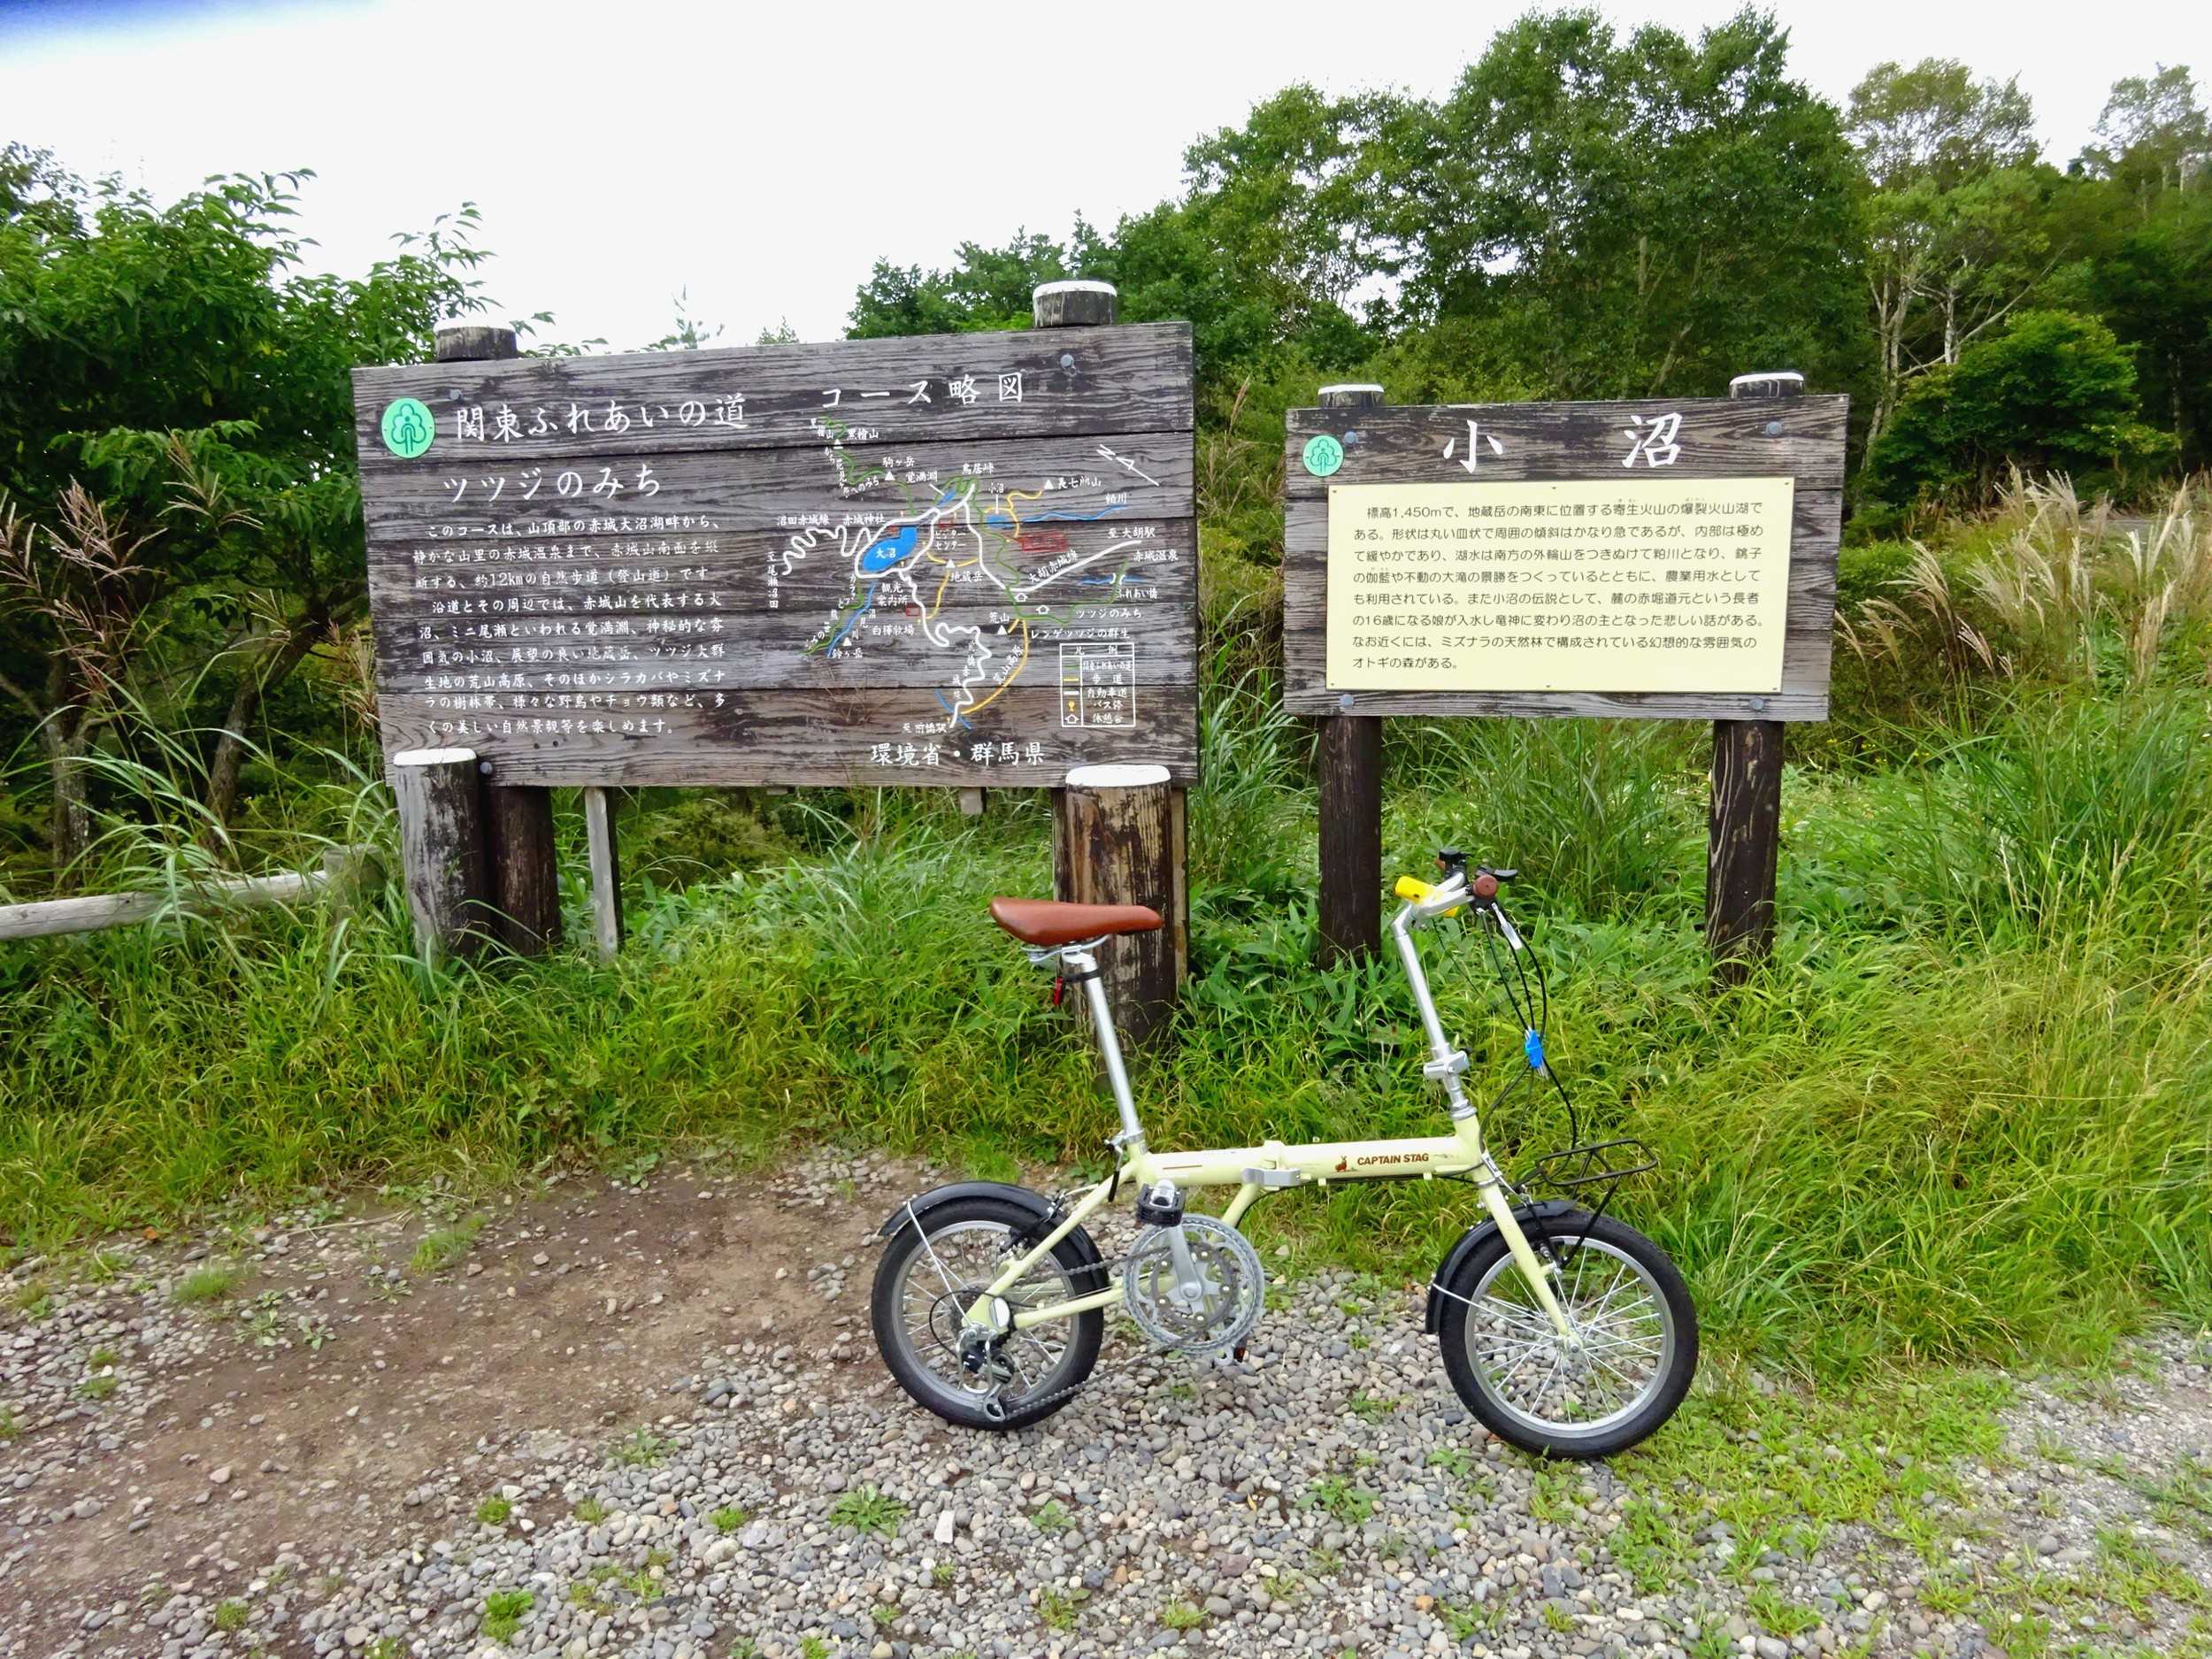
[1491,903,1526,953]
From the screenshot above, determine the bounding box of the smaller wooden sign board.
[1283,396,1848,721]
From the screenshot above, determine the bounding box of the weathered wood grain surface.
[1285,397,1847,493]
[582,786,625,964]
[372,516,1190,598]
[357,324,1192,465]
[1281,397,1846,721]
[1055,771,1184,1047]
[1709,717,1785,978]
[362,434,1193,534]
[374,634,1195,695]
[0,848,374,941]
[390,749,490,959]
[355,326,1196,788]
[374,683,1198,788]
[1316,715,1384,962]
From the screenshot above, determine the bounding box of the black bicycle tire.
[1435,1209,1697,1459]
[870,1194,1104,1432]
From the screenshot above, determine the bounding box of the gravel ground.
[4,1151,2207,1659]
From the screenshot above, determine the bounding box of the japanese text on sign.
[1325,476,1795,694]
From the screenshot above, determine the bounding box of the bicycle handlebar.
[1393,873,1464,917]
[1396,850,1516,919]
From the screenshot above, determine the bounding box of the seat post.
[1065,946,1144,1148]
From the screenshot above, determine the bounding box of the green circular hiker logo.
[380,397,434,459]
[1302,433,1344,477]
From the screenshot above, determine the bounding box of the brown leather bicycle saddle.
[988,896,1163,948]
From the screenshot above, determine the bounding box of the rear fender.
[1423,1199,1583,1334]
[878,1181,1109,1287]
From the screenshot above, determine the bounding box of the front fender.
[1423,1199,1583,1334]
[877,1181,1109,1286]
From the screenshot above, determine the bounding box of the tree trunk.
[207,621,326,832]
[43,716,95,885]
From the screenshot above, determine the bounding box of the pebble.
[6,1149,2208,1659]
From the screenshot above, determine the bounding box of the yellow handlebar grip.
[1394,873,1463,917]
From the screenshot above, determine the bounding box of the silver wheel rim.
[1459,1237,1673,1440]
[888,1219,1080,1411]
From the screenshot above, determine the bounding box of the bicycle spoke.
[1576,1274,1647,1323]
[1464,1238,1671,1438]
[1478,1299,1557,1338]
[1587,1348,1647,1398]
[890,1218,1079,1412]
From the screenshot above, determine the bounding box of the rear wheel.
[871,1194,1104,1432]
[1435,1209,1696,1459]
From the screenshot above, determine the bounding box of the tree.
[1170,85,1402,353]
[847,229,1083,338]
[1847,59,2034,191]
[1862,309,2171,505]
[1846,60,2055,447]
[1394,8,1867,401]
[2072,186,2212,468]
[0,163,488,852]
[2078,65,2211,196]
[2061,67,2212,467]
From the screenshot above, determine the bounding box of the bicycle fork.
[1394,903,1583,1352]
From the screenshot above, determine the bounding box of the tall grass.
[1879,694,2212,935]
[6,803,2203,1378]
[3,494,2208,1386]
[1386,717,1701,918]
[1845,472,2212,690]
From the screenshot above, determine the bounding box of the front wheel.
[871,1194,1104,1432]
[1435,1209,1696,1459]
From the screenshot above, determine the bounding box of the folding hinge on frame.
[1422,1050,1471,1085]
[1104,1126,1145,1202]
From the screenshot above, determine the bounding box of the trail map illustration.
[351,323,1195,787]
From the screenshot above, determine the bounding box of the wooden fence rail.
[0,846,377,942]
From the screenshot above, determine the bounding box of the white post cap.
[1064,763,1171,788]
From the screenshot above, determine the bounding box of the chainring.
[1123,1213,1266,1355]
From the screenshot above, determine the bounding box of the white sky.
[3,0,2205,349]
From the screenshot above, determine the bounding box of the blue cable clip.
[1524,1028,1547,1071]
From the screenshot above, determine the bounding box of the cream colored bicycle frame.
[967,876,1578,1348]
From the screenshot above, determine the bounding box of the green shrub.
[1863,311,2173,508]
[1833,539,1919,615]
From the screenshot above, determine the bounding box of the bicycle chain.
[980,1378,1091,1424]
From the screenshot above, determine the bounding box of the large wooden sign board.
[351,324,1195,787]
[1283,397,1847,720]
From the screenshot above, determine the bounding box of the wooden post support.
[391,747,490,961]
[1314,382,1387,965]
[433,319,561,957]
[1056,764,1184,1047]
[1707,371,1801,982]
[581,786,625,965]
[1033,279,1188,1043]
[483,781,562,954]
